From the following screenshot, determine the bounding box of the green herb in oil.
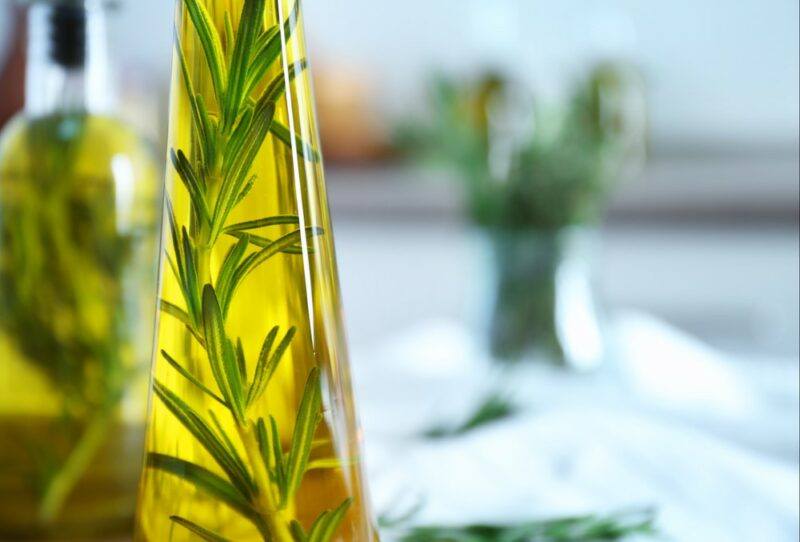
[141,1,352,540]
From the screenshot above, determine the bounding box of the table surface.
[329,219,799,540]
[353,314,799,542]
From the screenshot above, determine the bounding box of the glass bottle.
[487,227,604,370]
[134,1,378,540]
[0,0,161,539]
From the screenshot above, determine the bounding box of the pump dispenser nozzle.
[49,3,88,68]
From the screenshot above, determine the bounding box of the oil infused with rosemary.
[134,1,378,540]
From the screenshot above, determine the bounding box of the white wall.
[103,0,799,149]
[302,0,799,148]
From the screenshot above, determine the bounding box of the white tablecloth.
[352,312,799,541]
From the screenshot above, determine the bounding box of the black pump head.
[48,2,87,68]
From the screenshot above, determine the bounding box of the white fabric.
[352,312,800,541]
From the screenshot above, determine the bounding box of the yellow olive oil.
[134,1,377,541]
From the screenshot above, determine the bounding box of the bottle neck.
[25,1,114,117]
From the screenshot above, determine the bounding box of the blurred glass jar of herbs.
[399,65,647,368]
[0,0,160,538]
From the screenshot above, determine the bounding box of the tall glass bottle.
[0,0,161,539]
[134,1,378,540]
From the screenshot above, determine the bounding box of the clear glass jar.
[487,227,605,370]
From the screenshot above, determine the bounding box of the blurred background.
[1,1,797,355]
[1,0,798,540]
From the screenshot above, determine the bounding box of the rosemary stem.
[38,407,113,522]
[197,244,213,288]
[238,424,294,542]
[197,231,292,541]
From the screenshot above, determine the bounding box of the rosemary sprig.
[388,509,658,542]
[148,1,348,540]
[423,392,518,439]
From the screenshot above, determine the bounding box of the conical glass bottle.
[134,1,378,540]
[0,0,161,539]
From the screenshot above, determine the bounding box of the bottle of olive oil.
[133,1,378,541]
[0,1,160,539]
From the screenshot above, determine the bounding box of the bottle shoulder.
[0,114,154,161]
[0,112,160,180]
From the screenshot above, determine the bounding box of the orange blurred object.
[314,64,393,164]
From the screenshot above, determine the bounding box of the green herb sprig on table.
[423,392,518,439]
[147,1,348,541]
[386,509,658,542]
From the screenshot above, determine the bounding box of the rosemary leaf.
[172,149,206,196]
[233,97,277,182]
[224,96,273,184]
[260,59,308,105]
[306,458,344,472]
[227,230,305,256]
[161,349,227,406]
[171,515,233,542]
[224,0,266,130]
[253,25,278,57]
[183,0,228,105]
[224,228,316,304]
[394,509,658,542]
[166,199,188,302]
[165,252,182,288]
[290,520,307,542]
[246,0,300,93]
[149,453,253,519]
[223,335,246,410]
[159,299,191,327]
[196,94,218,164]
[307,498,353,542]
[247,326,278,403]
[270,120,321,163]
[223,11,235,64]
[171,150,212,225]
[270,415,288,498]
[248,326,296,407]
[246,25,280,94]
[153,380,255,498]
[202,285,246,423]
[235,337,248,382]
[216,233,250,313]
[285,367,322,504]
[174,30,208,163]
[181,227,202,324]
[255,418,271,472]
[224,215,301,232]
[208,409,253,481]
[224,106,254,176]
[213,100,277,240]
[234,177,256,206]
[423,392,518,439]
[160,299,206,346]
[235,227,323,286]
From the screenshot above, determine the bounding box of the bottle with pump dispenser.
[0,0,160,538]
